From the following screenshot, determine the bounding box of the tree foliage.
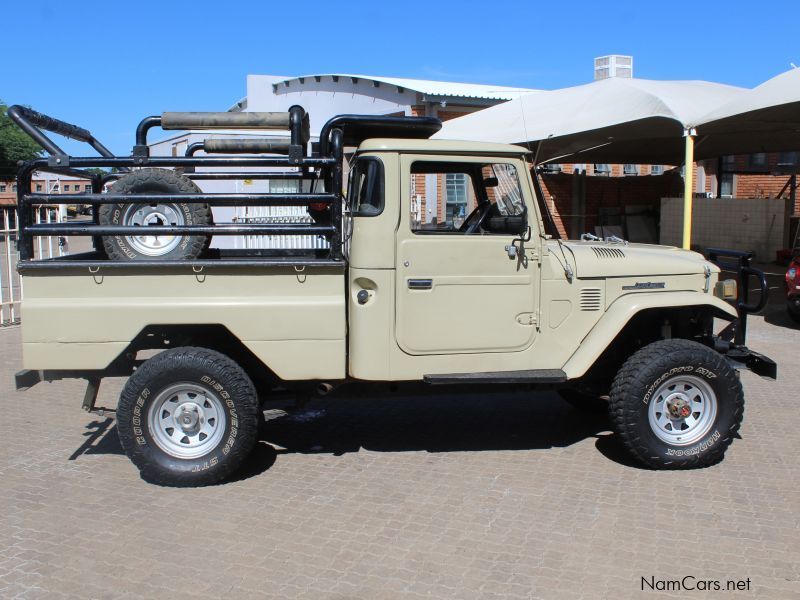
[0,100,42,177]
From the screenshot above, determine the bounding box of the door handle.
[407,278,432,290]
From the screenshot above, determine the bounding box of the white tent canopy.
[694,68,800,158]
[433,77,743,164]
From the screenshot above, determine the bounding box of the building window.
[36,184,43,191]
[12,184,17,192]
[445,173,469,224]
[86,184,92,191]
[719,174,734,197]
[623,164,639,176]
[541,163,562,174]
[747,153,767,169]
[594,164,611,176]
[650,165,663,175]
[778,152,798,168]
[0,185,5,192]
[64,184,70,191]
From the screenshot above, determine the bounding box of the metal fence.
[1,205,67,326]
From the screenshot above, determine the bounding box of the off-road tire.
[99,168,212,260]
[557,389,609,414]
[609,339,744,469]
[116,347,260,486]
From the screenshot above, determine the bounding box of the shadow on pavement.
[257,390,631,466]
[69,417,123,460]
[69,390,640,481]
[763,303,800,330]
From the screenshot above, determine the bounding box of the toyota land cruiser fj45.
[9,105,776,485]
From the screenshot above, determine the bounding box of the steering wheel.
[458,202,491,234]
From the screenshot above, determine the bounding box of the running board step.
[424,369,567,385]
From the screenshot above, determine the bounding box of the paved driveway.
[1,309,798,599]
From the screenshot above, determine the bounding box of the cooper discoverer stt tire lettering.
[609,339,744,469]
[116,347,260,486]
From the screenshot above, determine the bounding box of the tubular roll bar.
[7,105,117,159]
[707,248,769,346]
[12,104,438,268]
[13,104,343,265]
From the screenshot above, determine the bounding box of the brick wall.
[538,170,683,238]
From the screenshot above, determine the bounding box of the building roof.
[274,74,540,100]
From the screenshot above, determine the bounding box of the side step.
[424,369,567,385]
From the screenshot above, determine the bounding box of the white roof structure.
[273,74,540,100]
[435,77,743,163]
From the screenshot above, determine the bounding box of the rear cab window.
[348,157,384,217]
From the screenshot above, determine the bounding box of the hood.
[557,241,715,279]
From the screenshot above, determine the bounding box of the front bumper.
[721,345,777,380]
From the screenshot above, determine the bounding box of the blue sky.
[5,0,798,155]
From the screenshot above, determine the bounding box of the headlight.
[714,279,738,300]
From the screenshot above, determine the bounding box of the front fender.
[562,291,737,379]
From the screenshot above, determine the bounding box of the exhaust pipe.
[316,383,334,396]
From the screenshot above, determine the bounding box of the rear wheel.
[99,168,212,261]
[609,339,743,469]
[116,347,260,486]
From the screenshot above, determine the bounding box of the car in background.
[786,256,800,324]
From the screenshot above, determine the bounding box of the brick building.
[0,173,93,207]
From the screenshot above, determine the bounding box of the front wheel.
[609,339,744,469]
[116,347,260,486]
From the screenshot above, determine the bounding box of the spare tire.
[99,168,212,260]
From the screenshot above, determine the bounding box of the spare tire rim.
[147,382,227,459]
[648,374,718,446]
[123,203,184,256]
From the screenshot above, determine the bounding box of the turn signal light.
[714,279,738,300]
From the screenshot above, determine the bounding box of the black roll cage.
[9,104,440,270]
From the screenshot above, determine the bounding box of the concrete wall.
[660,197,792,261]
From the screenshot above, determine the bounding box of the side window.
[410,161,525,234]
[348,158,384,217]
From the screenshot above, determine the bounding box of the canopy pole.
[682,128,696,249]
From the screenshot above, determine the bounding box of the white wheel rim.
[648,374,717,446]
[147,382,227,459]
[123,203,184,256]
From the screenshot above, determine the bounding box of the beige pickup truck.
[11,105,776,486]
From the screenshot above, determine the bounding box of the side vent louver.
[591,246,626,259]
[580,287,603,311]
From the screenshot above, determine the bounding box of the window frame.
[408,159,526,236]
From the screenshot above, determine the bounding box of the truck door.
[395,156,539,355]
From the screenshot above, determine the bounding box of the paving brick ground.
[1,306,798,599]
